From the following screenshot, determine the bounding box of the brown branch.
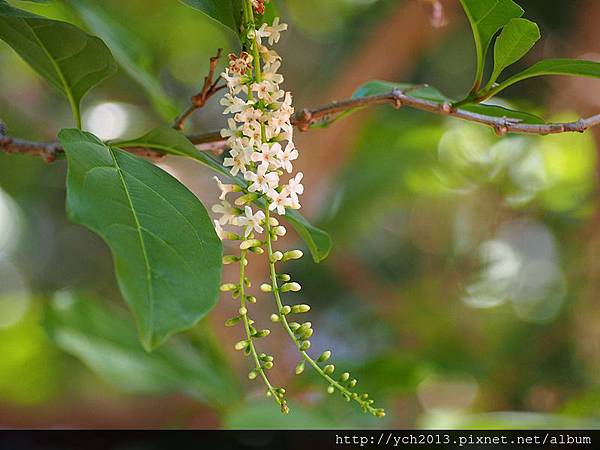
[4,88,600,163]
[172,48,225,130]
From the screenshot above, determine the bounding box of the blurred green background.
[1,0,600,429]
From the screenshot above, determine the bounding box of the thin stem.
[238,249,283,409]
[263,208,379,414]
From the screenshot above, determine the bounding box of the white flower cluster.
[212,18,304,239]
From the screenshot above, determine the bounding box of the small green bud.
[270,313,280,322]
[295,360,305,375]
[274,226,287,236]
[238,306,247,316]
[277,273,291,282]
[281,282,301,292]
[291,304,310,313]
[260,283,273,292]
[234,340,248,351]
[220,283,237,292]
[270,251,283,263]
[289,322,301,331]
[222,231,241,241]
[250,246,264,255]
[340,372,350,382]
[376,410,386,418]
[248,370,257,380]
[361,393,369,400]
[349,379,357,388]
[323,364,335,375]
[268,217,279,226]
[300,340,311,350]
[244,277,251,287]
[283,250,303,261]
[263,361,273,369]
[246,295,257,304]
[235,193,258,206]
[317,351,331,363]
[281,402,290,414]
[275,387,286,397]
[222,255,239,264]
[224,316,241,327]
[300,328,314,340]
[240,239,262,250]
[327,385,335,394]
[254,329,271,338]
[280,305,291,315]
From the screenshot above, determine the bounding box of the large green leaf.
[67,1,179,121]
[459,0,523,91]
[0,0,116,127]
[45,292,239,408]
[58,129,222,351]
[353,80,545,125]
[489,18,540,87]
[488,58,600,98]
[114,127,332,262]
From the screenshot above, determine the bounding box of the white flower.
[260,45,281,66]
[288,172,304,203]
[268,188,293,215]
[236,206,265,237]
[213,176,236,200]
[263,61,284,85]
[251,142,282,170]
[278,142,298,173]
[224,149,248,176]
[265,18,287,46]
[220,94,253,115]
[252,80,276,102]
[212,200,237,225]
[220,118,241,139]
[245,163,279,193]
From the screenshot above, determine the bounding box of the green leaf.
[459,0,523,92]
[487,58,600,98]
[488,18,540,87]
[45,292,239,408]
[0,0,116,127]
[58,129,223,351]
[179,0,240,33]
[353,80,544,125]
[67,1,179,121]
[114,127,332,262]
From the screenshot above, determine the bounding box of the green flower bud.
[376,410,386,418]
[300,340,311,351]
[270,313,280,322]
[281,282,301,292]
[340,372,350,382]
[295,360,305,375]
[300,328,314,340]
[243,277,251,287]
[246,295,257,304]
[222,231,241,241]
[263,361,273,369]
[361,393,369,400]
[260,283,273,293]
[323,364,335,375]
[235,193,258,206]
[240,239,262,250]
[283,250,303,261]
[224,316,241,327]
[222,255,239,265]
[317,351,331,363]
[270,251,283,262]
[238,306,247,316]
[254,329,271,338]
[248,370,257,380]
[327,385,335,394]
[274,226,287,236]
[349,379,357,388]
[291,304,310,313]
[268,217,279,226]
[289,322,300,331]
[220,283,237,292]
[234,340,248,351]
[281,403,290,414]
[277,273,291,282]
[250,246,264,255]
[280,305,292,315]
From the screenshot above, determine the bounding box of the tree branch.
[4,88,600,163]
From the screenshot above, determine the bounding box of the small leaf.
[488,18,540,87]
[114,127,332,262]
[45,292,240,408]
[459,0,523,91]
[489,58,600,98]
[67,0,179,121]
[0,0,116,127]
[59,129,223,351]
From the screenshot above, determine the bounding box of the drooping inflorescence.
[212,0,384,418]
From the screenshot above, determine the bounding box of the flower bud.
[291,304,310,314]
[263,361,273,369]
[295,360,305,375]
[349,379,357,388]
[220,283,237,292]
[270,251,283,263]
[283,250,303,261]
[238,306,247,316]
[300,340,311,350]
[222,255,239,264]
[254,329,271,338]
[281,282,301,293]
[340,372,350,382]
[250,246,264,255]
[280,305,291,315]
[300,328,313,340]
[277,273,291,282]
[274,226,287,236]
[234,340,249,351]
[327,385,335,395]
[376,410,386,418]
[317,351,331,363]
[268,217,279,226]
[270,313,280,322]
[248,370,257,380]
[240,239,262,250]
[260,283,273,292]
[222,231,241,241]
[289,322,300,331]
[235,193,258,206]
[246,295,257,304]
[225,316,241,327]
[323,364,335,375]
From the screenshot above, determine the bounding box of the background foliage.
[0,0,599,428]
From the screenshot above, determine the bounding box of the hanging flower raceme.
[212,3,384,418]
